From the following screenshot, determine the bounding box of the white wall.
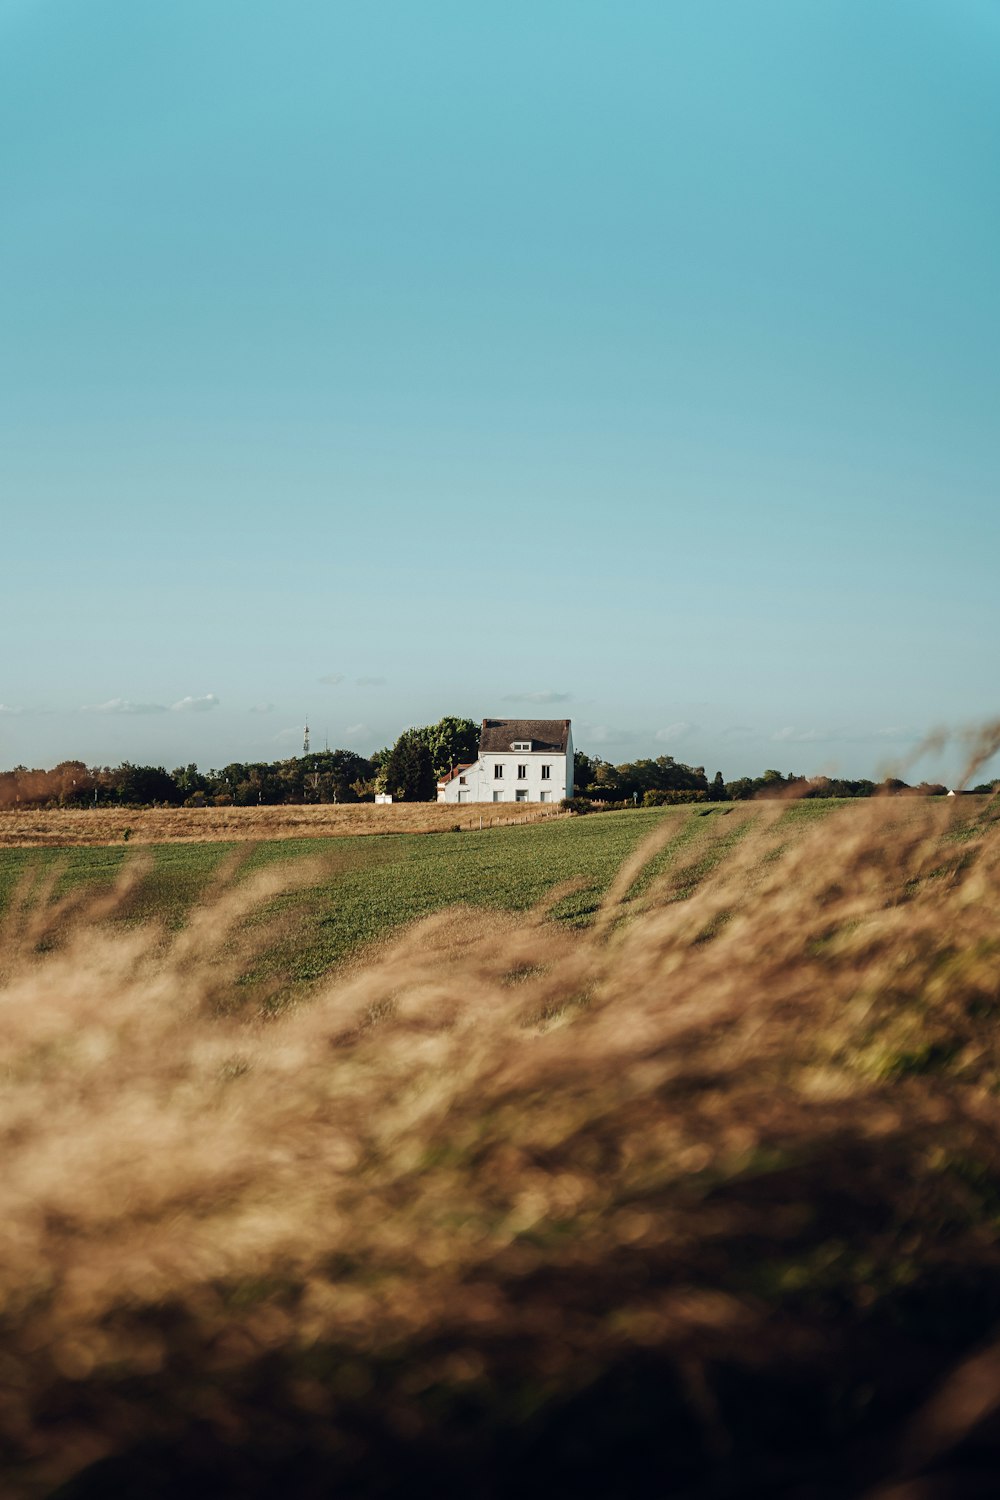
[438,743,572,804]
[438,760,485,803]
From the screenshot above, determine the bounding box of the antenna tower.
[303,720,310,756]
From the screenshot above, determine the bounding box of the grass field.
[4,793,1000,1498]
[0,801,859,999]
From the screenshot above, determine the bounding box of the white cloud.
[771,726,835,744]
[82,698,168,715]
[355,676,386,688]
[345,722,367,736]
[654,720,698,744]
[769,725,921,747]
[502,689,571,704]
[171,694,220,713]
[319,673,344,686]
[0,703,23,715]
[577,723,634,746]
[248,702,274,714]
[274,726,305,744]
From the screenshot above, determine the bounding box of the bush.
[642,789,709,807]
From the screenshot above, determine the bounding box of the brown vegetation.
[0,802,565,848]
[2,797,1000,1496]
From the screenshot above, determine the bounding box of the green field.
[0,801,849,999]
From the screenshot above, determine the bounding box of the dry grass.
[2,797,1000,1497]
[0,802,565,848]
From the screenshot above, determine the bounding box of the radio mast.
[303,719,310,756]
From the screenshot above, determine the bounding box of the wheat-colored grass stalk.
[1,795,1000,1496]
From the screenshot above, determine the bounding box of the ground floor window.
[540,790,551,802]
[515,789,528,802]
[493,790,504,802]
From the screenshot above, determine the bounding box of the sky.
[2,0,998,782]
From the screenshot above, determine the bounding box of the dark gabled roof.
[479,719,571,754]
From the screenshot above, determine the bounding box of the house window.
[493,790,504,802]
[541,765,551,780]
[494,764,503,779]
[458,775,466,785]
[517,764,527,779]
[512,741,531,752]
[515,789,528,802]
[540,791,551,803]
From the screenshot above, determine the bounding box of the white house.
[437,719,574,805]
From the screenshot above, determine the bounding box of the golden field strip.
[0,800,567,847]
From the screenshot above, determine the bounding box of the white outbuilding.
[437,719,574,805]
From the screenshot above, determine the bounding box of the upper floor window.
[459,775,466,785]
[511,741,532,752]
[517,764,527,779]
[541,765,551,780]
[494,764,504,779]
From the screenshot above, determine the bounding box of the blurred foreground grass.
[2,796,1000,1498]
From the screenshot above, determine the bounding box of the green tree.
[573,751,596,795]
[589,755,708,803]
[294,749,374,803]
[416,716,480,779]
[382,730,436,801]
[368,747,391,796]
[588,759,622,798]
[172,763,209,800]
[52,760,93,804]
[708,771,727,801]
[725,777,755,801]
[114,763,181,805]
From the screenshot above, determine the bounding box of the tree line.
[0,716,481,809]
[1,717,994,811]
[572,756,977,806]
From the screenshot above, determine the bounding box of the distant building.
[437,719,574,805]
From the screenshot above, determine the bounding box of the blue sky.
[2,0,998,781]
